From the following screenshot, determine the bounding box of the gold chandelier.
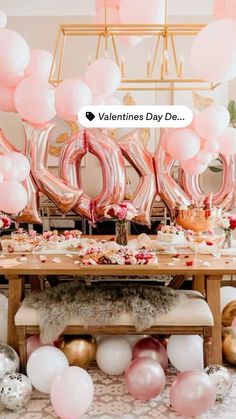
[49,0,218,91]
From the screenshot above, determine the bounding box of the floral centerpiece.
[219,213,236,248]
[104,202,137,245]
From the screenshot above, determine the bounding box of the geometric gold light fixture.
[49,0,219,91]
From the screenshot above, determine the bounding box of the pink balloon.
[0,29,30,75]
[196,150,213,165]
[167,128,201,161]
[181,158,207,175]
[25,49,53,80]
[203,140,219,153]
[0,10,7,28]
[27,335,51,359]
[0,84,16,112]
[160,129,173,153]
[218,127,236,156]
[0,71,25,88]
[194,104,230,140]
[132,337,168,371]
[85,58,121,96]
[232,317,236,327]
[91,95,105,105]
[170,370,216,417]
[96,0,120,8]
[14,77,56,125]
[213,0,236,20]
[191,19,236,83]
[125,358,165,401]
[94,7,119,23]
[50,366,94,419]
[119,0,165,24]
[55,79,92,121]
[5,152,30,182]
[0,180,28,213]
[119,35,143,46]
[0,155,12,177]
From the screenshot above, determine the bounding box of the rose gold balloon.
[222,328,236,365]
[0,129,42,224]
[23,121,81,214]
[59,336,97,369]
[179,154,235,211]
[222,300,236,327]
[153,140,190,219]
[125,357,165,401]
[132,336,168,371]
[60,129,126,222]
[170,370,216,417]
[118,129,157,227]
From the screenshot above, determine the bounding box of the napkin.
[0,259,22,268]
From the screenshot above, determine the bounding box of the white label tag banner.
[78,105,193,129]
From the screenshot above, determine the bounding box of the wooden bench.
[15,290,213,371]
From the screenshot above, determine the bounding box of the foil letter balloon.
[153,134,190,219]
[0,129,42,224]
[179,154,235,211]
[23,121,81,214]
[118,129,157,227]
[60,129,126,222]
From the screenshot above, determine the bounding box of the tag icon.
[86,111,95,121]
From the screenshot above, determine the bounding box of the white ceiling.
[0,0,214,17]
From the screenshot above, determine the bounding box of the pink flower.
[107,207,116,218]
[116,208,127,220]
[229,216,236,230]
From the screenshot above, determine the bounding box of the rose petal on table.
[186,260,193,266]
[52,257,61,263]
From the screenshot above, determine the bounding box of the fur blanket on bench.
[26,282,182,343]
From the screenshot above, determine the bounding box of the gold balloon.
[222,300,236,327]
[59,336,97,368]
[222,329,236,365]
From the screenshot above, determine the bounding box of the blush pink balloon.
[218,127,236,156]
[196,150,213,165]
[85,58,121,96]
[194,104,230,140]
[125,358,165,401]
[181,158,207,175]
[14,77,56,124]
[167,128,201,161]
[0,155,12,177]
[0,10,7,28]
[0,71,25,88]
[160,129,173,153]
[132,337,168,371]
[0,180,28,213]
[96,0,120,8]
[25,49,53,80]
[55,78,92,121]
[94,7,119,23]
[0,84,16,112]
[0,29,30,75]
[5,152,30,182]
[119,0,165,24]
[27,335,51,359]
[170,370,216,417]
[191,19,236,83]
[213,0,236,20]
[91,96,106,105]
[204,140,219,153]
[50,366,94,419]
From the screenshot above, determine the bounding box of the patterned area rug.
[1,366,236,419]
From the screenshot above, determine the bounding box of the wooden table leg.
[205,275,222,364]
[193,274,205,296]
[5,275,24,352]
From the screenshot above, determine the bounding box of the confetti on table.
[202,261,212,267]
[74,260,81,265]
[52,257,61,263]
[66,254,73,258]
[18,256,27,262]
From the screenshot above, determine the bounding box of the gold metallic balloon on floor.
[222,300,236,327]
[59,336,97,368]
[222,328,236,365]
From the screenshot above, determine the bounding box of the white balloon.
[96,337,132,375]
[85,58,121,97]
[220,286,236,311]
[104,96,121,106]
[194,104,230,140]
[167,335,204,372]
[27,346,69,394]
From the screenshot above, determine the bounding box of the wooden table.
[2,250,235,364]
